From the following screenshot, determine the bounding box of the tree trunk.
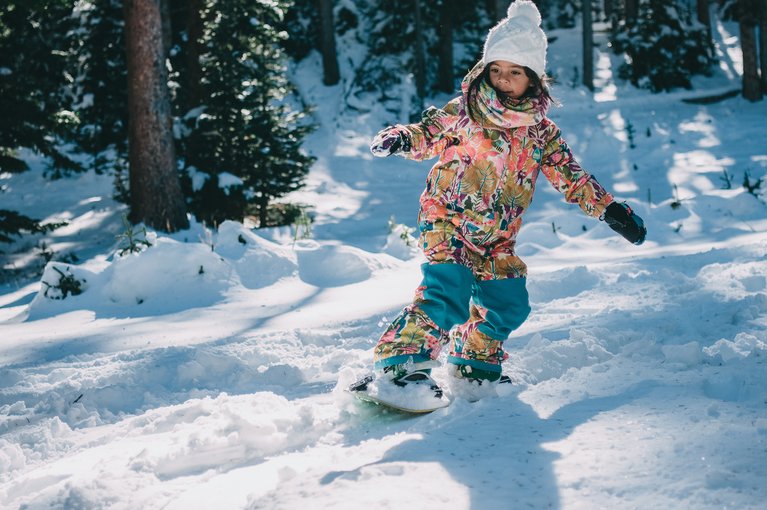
[258,193,269,228]
[583,0,594,90]
[437,0,454,93]
[740,16,763,101]
[606,0,619,39]
[625,0,638,25]
[318,0,340,86]
[124,0,189,232]
[413,0,426,103]
[760,0,767,92]
[696,0,712,46]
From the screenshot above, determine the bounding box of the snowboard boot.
[449,364,511,385]
[382,360,443,397]
[447,364,512,402]
[347,360,448,413]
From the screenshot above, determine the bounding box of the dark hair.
[466,64,554,123]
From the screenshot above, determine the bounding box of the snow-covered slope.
[1,18,766,510]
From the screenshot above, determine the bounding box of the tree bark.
[740,16,763,101]
[606,0,619,38]
[318,0,340,86]
[696,0,712,46]
[413,0,426,102]
[760,0,767,92]
[625,0,638,25]
[437,0,454,93]
[583,0,594,90]
[124,0,189,232]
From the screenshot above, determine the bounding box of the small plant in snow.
[388,216,414,247]
[742,170,763,197]
[36,241,55,264]
[670,184,684,210]
[199,224,215,251]
[116,215,152,256]
[292,207,313,245]
[720,170,733,190]
[626,121,636,149]
[42,265,85,300]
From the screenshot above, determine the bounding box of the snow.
[2,18,767,510]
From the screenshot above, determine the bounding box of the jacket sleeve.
[385,97,464,161]
[538,122,614,218]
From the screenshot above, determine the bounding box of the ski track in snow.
[2,20,767,510]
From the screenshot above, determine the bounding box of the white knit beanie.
[482,0,548,77]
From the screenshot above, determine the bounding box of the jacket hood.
[461,61,549,130]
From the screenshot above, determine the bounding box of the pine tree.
[177,0,315,227]
[280,0,320,61]
[613,0,715,92]
[69,0,130,180]
[0,1,81,249]
[357,0,490,117]
[0,1,81,177]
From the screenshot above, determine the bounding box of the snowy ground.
[2,18,767,510]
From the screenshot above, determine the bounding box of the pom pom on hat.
[482,0,547,77]
[506,0,542,25]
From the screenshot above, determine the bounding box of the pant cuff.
[447,356,502,373]
[373,354,431,371]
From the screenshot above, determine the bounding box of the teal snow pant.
[373,262,531,375]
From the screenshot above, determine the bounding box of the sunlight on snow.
[593,52,617,103]
[669,151,735,195]
[714,22,742,78]
[678,112,720,149]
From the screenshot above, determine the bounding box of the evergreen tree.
[613,0,715,92]
[0,1,81,249]
[280,0,320,61]
[357,0,490,118]
[69,0,130,182]
[0,1,81,177]
[177,0,315,227]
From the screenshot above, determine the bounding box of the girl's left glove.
[602,202,646,245]
[370,127,411,157]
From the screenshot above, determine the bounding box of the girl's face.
[488,60,531,99]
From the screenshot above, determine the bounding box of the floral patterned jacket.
[384,62,614,277]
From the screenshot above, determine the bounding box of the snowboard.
[347,374,450,414]
[347,372,515,413]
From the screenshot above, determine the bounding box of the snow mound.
[508,329,615,383]
[527,265,601,302]
[28,237,232,318]
[294,240,398,287]
[382,222,420,260]
[214,220,297,288]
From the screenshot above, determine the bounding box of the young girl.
[368,1,645,393]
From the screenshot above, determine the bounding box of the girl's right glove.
[602,202,646,245]
[370,127,411,157]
